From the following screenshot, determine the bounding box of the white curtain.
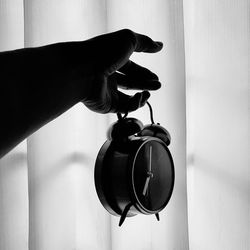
[0,1,249,250]
[184,1,250,249]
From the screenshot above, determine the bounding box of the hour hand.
[143,176,151,196]
[142,146,153,196]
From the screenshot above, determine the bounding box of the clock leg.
[119,203,132,227]
[155,213,160,221]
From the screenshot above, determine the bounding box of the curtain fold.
[106,1,188,249]
[183,1,250,249]
[24,1,110,249]
[0,1,28,249]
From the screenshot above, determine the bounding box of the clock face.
[132,139,174,212]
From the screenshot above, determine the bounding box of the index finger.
[132,31,163,53]
[94,29,163,75]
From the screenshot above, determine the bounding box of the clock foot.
[155,213,160,221]
[119,203,132,227]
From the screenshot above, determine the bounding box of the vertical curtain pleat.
[24,1,110,249]
[0,1,28,250]
[107,1,189,249]
[183,0,250,249]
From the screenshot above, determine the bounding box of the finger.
[108,29,163,53]
[114,72,161,90]
[118,60,159,80]
[133,31,163,53]
[97,29,163,75]
[110,90,150,113]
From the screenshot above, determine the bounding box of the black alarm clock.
[94,102,174,226]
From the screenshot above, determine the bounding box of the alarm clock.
[94,102,174,226]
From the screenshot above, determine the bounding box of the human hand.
[75,29,163,114]
[0,29,163,157]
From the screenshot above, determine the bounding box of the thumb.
[111,90,150,113]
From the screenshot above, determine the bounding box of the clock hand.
[143,176,151,196]
[143,146,153,196]
[149,145,152,172]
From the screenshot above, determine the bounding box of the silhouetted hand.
[58,29,163,114]
[0,29,163,157]
[82,29,162,113]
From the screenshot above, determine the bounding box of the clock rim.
[130,137,175,214]
[94,140,137,217]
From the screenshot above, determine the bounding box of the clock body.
[94,135,175,218]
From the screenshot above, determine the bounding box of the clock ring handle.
[117,111,128,120]
[146,101,155,124]
[117,101,155,124]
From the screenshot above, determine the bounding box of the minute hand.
[149,145,152,172]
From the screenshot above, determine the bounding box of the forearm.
[0,44,85,157]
